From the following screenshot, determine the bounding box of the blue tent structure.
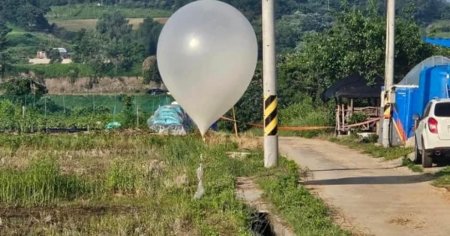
[390,56,450,146]
[424,38,450,48]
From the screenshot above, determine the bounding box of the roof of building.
[398,56,450,86]
[321,74,384,102]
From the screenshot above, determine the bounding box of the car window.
[424,103,432,117]
[434,103,450,117]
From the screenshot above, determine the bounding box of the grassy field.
[46,4,171,20]
[0,133,347,235]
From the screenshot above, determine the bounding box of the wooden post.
[341,104,346,136]
[336,105,340,136]
[350,98,354,117]
[136,104,139,128]
[232,107,239,138]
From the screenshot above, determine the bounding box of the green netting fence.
[0,93,173,132]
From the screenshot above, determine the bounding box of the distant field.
[49,17,167,31]
[46,4,171,20]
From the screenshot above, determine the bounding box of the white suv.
[414,99,450,167]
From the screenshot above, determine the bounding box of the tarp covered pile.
[147,104,191,135]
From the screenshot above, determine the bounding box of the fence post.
[136,104,139,128]
[45,97,47,132]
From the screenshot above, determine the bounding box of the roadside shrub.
[280,98,334,126]
[279,98,334,137]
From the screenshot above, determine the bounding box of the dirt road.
[280,137,450,236]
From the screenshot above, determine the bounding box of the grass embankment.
[433,167,450,190]
[258,159,347,235]
[0,133,347,235]
[329,135,414,160]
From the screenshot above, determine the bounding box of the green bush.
[280,98,334,126]
[348,112,368,125]
[279,98,334,137]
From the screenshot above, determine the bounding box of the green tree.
[96,11,132,40]
[0,22,11,80]
[0,0,50,30]
[47,48,62,64]
[0,100,17,130]
[74,13,144,76]
[142,56,161,85]
[278,9,434,107]
[0,77,48,105]
[95,11,136,71]
[136,18,162,56]
[276,12,333,51]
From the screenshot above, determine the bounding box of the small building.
[53,48,69,59]
[28,48,71,65]
[322,74,383,135]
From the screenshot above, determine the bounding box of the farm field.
[46,4,170,31]
[47,94,173,114]
[0,133,346,235]
[46,4,171,20]
[49,18,168,31]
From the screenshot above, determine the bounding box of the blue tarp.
[424,38,450,48]
[147,104,190,135]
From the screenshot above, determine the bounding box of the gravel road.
[280,137,450,236]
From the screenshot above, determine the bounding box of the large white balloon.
[157,0,258,136]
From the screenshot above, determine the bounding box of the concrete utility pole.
[262,0,278,167]
[382,0,396,147]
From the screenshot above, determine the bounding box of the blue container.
[393,65,450,142]
[393,87,418,140]
[415,65,450,117]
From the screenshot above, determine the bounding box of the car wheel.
[422,148,433,168]
[414,139,421,164]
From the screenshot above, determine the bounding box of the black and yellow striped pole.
[264,95,278,136]
[262,0,278,167]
